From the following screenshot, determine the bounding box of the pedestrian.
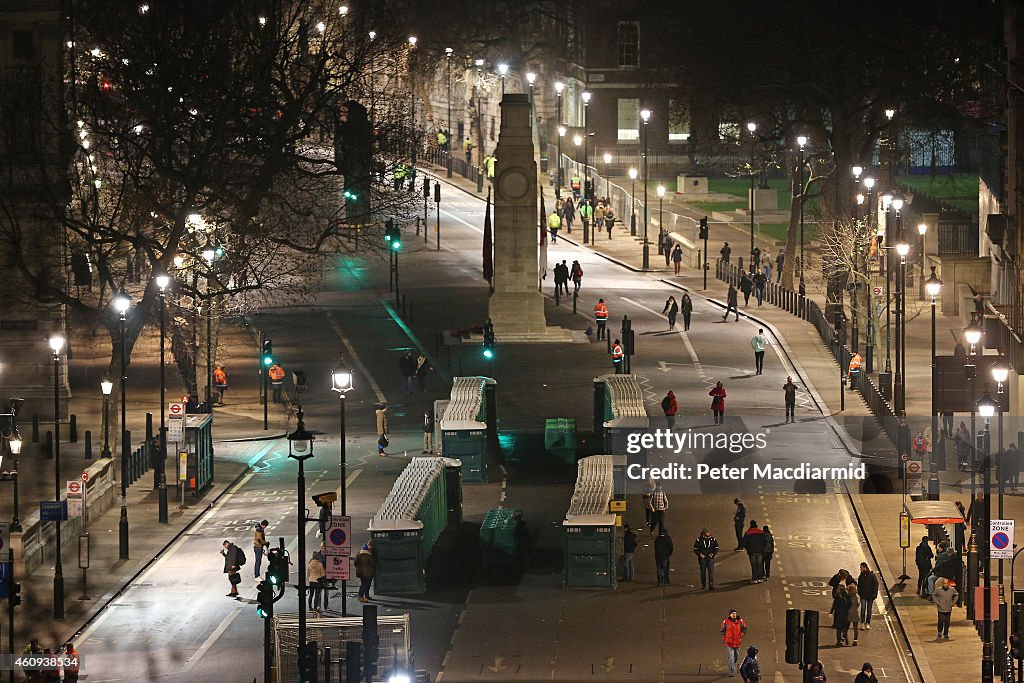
[611,338,624,373]
[642,475,656,530]
[858,562,879,628]
[739,271,753,306]
[663,234,673,267]
[580,197,593,235]
[926,542,956,597]
[594,298,609,340]
[661,390,678,428]
[693,527,719,590]
[63,642,80,683]
[268,361,286,403]
[751,246,761,270]
[399,350,416,393]
[720,609,748,677]
[854,662,878,683]
[829,581,851,645]
[806,661,826,682]
[554,260,568,295]
[594,202,606,233]
[915,536,933,597]
[846,583,861,645]
[662,295,678,329]
[1004,443,1021,491]
[955,421,971,470]
[671,243,683,275]
[775,251,784,283]
[753,269,766,306]
[605,207,616,238]
[681,294,693,331]
[355,540,376,602]
[829,568,855,597]
[307,549,325,611]
[562,196,576,233]
[733,498,746,550]
[933,577,958,639]
[464,137,473,165]
[649,481,669,534]
[623,523,637,581]
[743,520,767,583]
[739,646,760,682]
[221,539,244,597]
[547,209,561,243]
[213,364,228,406]
[375,403,389,456]
[709,381,727,426]
[415,353,432,391]
[252,519,269,578]
[783,376,797,422]
[423,410,435,454]
[318,498,332,538]
[570,260,583,293]
[751,329,769,375]
[720,242,732,263]
[762,250,772,281]
[40,649,59,683]
[761,525,774,580]
[724,284,740,321]
[912,430,929,460]
[313,542,330,609]
[570,174,581,200]
[654,527,673,586]
[847,351,863,389]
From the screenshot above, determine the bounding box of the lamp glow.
[863,177,875,190]
[657,185,666,198]
[896,242,910,257]
[747,122,757,133]
[917,222,928,236]
[155,274,170,291]
[852,165,863,178]
[113,294,130,315]
[796,135,808,148]
[603,152,612,164]
[628,168,638,180]
[49,335,65,354]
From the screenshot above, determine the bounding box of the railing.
[423,148,485,191]
[937,219,980,256]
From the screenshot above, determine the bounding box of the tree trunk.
[782,161,800,290]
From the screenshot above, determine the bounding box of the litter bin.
[878,371,892,401]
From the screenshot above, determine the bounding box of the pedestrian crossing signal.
[343,188,358,201]
[262,339,273,367]
[267,547,289,586]
[384,219,401,251]
[256,580,273,618]
[482,320,495,359]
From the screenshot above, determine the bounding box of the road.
[74,171,909,682]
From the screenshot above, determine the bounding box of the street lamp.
[895,241,910,416]
[202,245,217,410]
[288,409,315,650]
[113,292,131,559]
[917,222,928,300]
[583,91,592,244]
[992,360,1009,588]
[445,48,453,177]
[555,82,564,195]
[797,136,808,305]
[8,428,22,529]
[526,72,536,133]
[628,167,638,237]
[925,267,942,500]
[49,333,65,620]
[408,36,418,175]
[657,185,666,257]
[331,364,354,616]
[977,388,998,683]
[155,273,170,524]
[603,152,612,200]
[101,376,113,459]
[497,62,508,95]
[641,108,651,270]
[748,122,758,262]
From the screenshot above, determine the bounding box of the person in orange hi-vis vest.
[848,352,863,389]
[268,362,286,403]
[612,339,624,374]
[594,299,609,340]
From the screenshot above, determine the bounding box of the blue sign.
[0,562,10,599]
[329,528,347,547]
[993,532,1010,550]
[40,501,68,522]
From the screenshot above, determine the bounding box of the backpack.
[237,546,247,566]
[661,395,672,411]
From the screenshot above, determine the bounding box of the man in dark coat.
[857,562,879,628]
[733,498,746,550]
[221,540,243,597]
[743,521,768,583]
[693,527,719,590]
[915,536,933,597]
[724,284,740,322]
[654,528,674,586]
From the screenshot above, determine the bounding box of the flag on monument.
[538,190,547,284]
[483,187,493,285]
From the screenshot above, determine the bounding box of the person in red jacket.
[709,381,727,425]
[661,390,678,428]
[720,609,748,676]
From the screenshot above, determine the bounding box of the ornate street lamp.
[331,364,354,615]
[48,333,66,619]
[113,292,131,559]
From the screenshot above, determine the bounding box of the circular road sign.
[873,286,882,296]
[169,403,184,416]
[993,532,1011,551]
[329,527,347,548]
[68,481,81,495]
[906,461,922,475]
[900,452,909,462]
[82,471,89,482]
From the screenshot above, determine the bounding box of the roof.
[906,500,965,525]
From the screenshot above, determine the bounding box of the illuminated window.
[617,98,639,141]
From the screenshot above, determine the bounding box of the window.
[668,101,690,142]
[617,22,639,67]
[12,31,34,60]
[617,98,639,141]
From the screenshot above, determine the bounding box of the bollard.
[554,285,560,306]
[125,430,133,484]
[32,414,39,442]
[85,430,93,460]
[70,414,78,443]
[573,291,578,314]
[46,430,53,458]
[346,641,361,683]
[146,412,153,442]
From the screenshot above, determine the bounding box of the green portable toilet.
[440,376,496,482]
[563,455,618,589]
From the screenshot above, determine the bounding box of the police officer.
[594,299,609,340]
[547,210,562,243]
[612,338,625,374]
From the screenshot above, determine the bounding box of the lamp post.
[497,62,508,96]
[748,122,758,262]
[555,82,564,195]
[895,240,909,416]
[992,361,1009,588]
[331,365,354,615]
[917,222,928,301]
[925,268,943,500]
[965,317,983,619]
[851,165,863,353]
[603,152,612,200]
[863,176,876,373]
[202,245,217,410]
[882,192,894,377]
[445,47,453,178]
[101,376,113,459]
[49,333,65,620]
[640,108,651,270]
[573,134,583,196]
[288,409,315,649]
[408,36,418,174]
[978,390,997,683]
[628,167,638,237]
[797,136,808,305]
[156,273,170,523]
[657,185,666,256]
[583,91,592,245]
[526,72,536,141]
[114,292,131,559]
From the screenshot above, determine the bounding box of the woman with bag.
[662,296,679,329]
[376,403,389,456]
[709,382,727,426]
[830,584,852,646]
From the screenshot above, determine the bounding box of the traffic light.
[698,216,709,240]
[343,188,359,202]
[482,320,495,359]
[1012,604,1024,659]
[256,580,273,618]
[784,608,800,664]
[267,547,289,587]
[262,339,273,367]
[297,640,319,683]
[384,219,401,251]
[10,581,21,607]
[423,176,430,199]
[801,609,819,665]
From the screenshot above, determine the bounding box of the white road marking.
[325,310,387,403]
[619,296,705,379]
[440,207,483,234]
[185,602,245,667]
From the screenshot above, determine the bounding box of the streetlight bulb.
[863,177,875,190]
[331,368,354,393]
[978,393,997,418]
[526,72,536,85]
[368,31,376,40]
[885,108,896,120]
[557,126,566,137]
[497,63,508,76]
[796,135,808,148]
[852,165,863,179]
[657,185,666,198]
[881,193,893,208]
[173,255,185,269]
[856,194,865,205]
[474,58,484,67]
[202,247,216,263]
[338,5,348,15]
[582,91,592,104]
[993,366,1010,384]
[316,21,326,33]
[925,267,943,298]
[629,168,638,180]
[640,108,650,122]
[896,242,910,257]
[10,433,22,455]
[891,197,904,212]
[603,152,612,164]
[101,377,114,396]
[49,334,65,354]
[187,213,204,229]
[747,122,757,133]
[445,47,453,56]
[113,294,130,314]
[964,324,983,347]
[407,36,417,46]
[917,222,928,236]
[573,134,583,146]
[554,81,564,94]
[156,274,170,290]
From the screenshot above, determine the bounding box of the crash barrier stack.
[369,457,463,594]
[479,508,524,570]
[272,613,412,683]
[439,376,496,482]
[563,455,619,589]
[544,418,578,464]
[593,374,650,455]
